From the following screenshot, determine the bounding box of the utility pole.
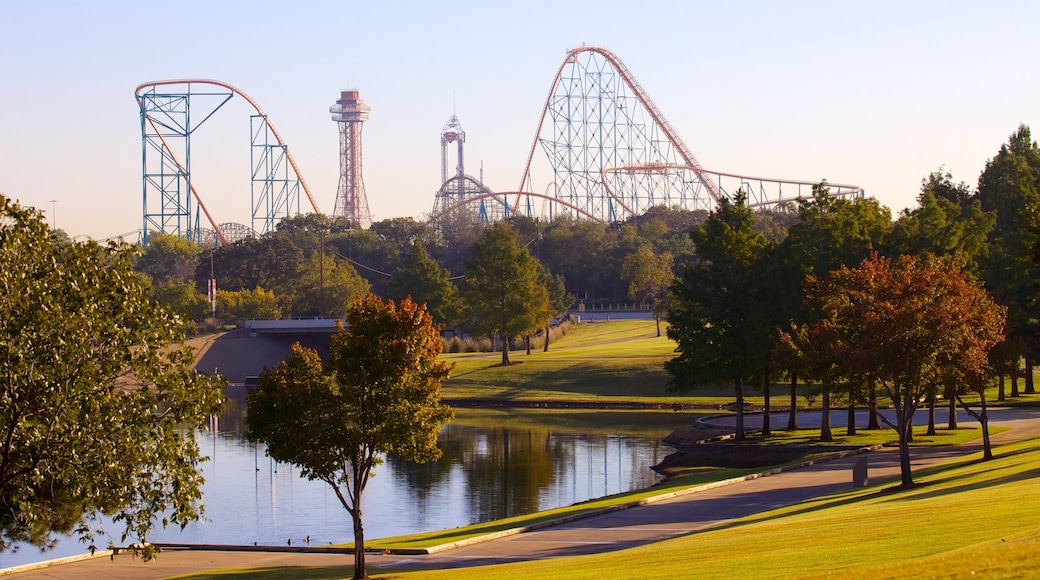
[48,200,57,229]
[319,228,326,318]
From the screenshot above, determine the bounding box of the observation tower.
[330,90,372,227]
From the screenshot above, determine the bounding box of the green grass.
[440,320,685,404]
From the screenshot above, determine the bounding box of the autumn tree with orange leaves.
[806,254,1005,487]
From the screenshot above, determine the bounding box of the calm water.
[1,400,694,568]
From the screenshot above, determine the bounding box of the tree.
[978,126,1040,395]
[388,240,460,326]
[245,294,454,580]
[288,254,370,318]
[621,245,674,336]
[886,172,995,429]
[216,286,281,320]
[540,265,574,352]
[0,195,225,557]
[807,254,1005,486]
[136,231,200,285]
[460,223,552,365]
[773,184,891,434]
[666,193,767,441]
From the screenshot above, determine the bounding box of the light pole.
[319,228,327,318]
[48,200,57,229]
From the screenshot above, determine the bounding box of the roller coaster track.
[136,79,320,245]
[498,45,862,223]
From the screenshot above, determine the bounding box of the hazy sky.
[1,0,1037,239]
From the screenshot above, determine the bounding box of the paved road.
[5,407,1037,579]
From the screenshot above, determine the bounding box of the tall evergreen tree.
[666,193,766,441]
[977,125,1040,394]
[460,223,552,366]
[389,240,460,326]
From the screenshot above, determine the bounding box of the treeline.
[135,126,1040,393]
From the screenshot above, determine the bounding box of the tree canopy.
[245,294,453,580]
[666,193,767,440]
[806,254,1005,486]
[0,195,225,557]
[460,223,552,365]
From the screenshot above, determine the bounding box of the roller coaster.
[137,46,862,245]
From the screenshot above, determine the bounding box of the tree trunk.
[525,334,531,355]
[947,389,957,429]
[846,399,856,436]
[898,421,914,487]
[501,333,511,366]
[926,391,936,436]
[734,376,745,442]
[868,382,881,430]
[1026,355,1036,394]
[1011,370,1020,397]
[352,465,367,580]
[998,373,1006,402]
[979,389,992,460]
[787,373,798,431]
[762,367,771,436]
[820,383,833,442]
[543,323,551,352]
[898,389,915,487]
[655,315,661,337]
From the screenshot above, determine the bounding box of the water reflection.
[0,402,694,568]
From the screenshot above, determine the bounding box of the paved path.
[5,407,1038,579]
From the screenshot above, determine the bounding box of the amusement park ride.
[135,45,863,246]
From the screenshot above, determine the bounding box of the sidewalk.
[5,408,1036,579]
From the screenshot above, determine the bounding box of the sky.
[2,0,1038,240]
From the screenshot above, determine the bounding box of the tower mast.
[330,90,372,227]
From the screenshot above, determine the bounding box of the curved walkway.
[5,407,1039,579]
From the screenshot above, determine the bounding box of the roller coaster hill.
[135,45,863,247]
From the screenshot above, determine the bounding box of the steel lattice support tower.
[330,90,372,227]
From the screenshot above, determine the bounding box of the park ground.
[5,319,1040,579]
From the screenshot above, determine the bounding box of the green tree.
[807,254,1005,486]
[245,294,453,580]
[216,286,281,320]
[460,223,552,365]
[621,245,674,337]
[388,240,460,326]
[287,254,370,318]
[154,280,211,322]
[0,195,225,557]
[773,185,891,434]
[137,231,201,285]
[540,265,574,352]
[666,193,767,441]
[977,125,1040,394]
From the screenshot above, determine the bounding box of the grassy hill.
[440,319,692,405]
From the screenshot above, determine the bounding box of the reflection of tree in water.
[387,423,468,505]
[466,426,561,521]
[389,423,569,522]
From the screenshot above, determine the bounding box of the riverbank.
[8,408,1040,579]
